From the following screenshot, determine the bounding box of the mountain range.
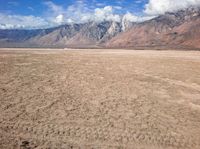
[0,7,200,49]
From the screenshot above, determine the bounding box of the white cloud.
[114,6,123,10]
[44,1,121,23]
[55,14,64,24]
[64,1,93,23]
[41,1,156,24]
[4,0,200,29]
[145,0,200,15]
[0,1,154,29]
[121,12,155,30]
[0,24,21,29]
[122,12,138,22]
[94,6,121,22]
[0,13,50,29]
[43,1,66,24]
[44,1,64,15]
[123,12,155,22]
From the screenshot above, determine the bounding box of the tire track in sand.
[0,121,199,149]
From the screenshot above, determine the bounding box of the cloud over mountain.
[0,13,49,29]
[1,0,200,29]
[94,6,121,22]
[44,1,121,23]
[145,0,200,15]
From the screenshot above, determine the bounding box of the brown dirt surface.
[0,48,200,149]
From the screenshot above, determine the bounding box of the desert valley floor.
[0,49,200,149]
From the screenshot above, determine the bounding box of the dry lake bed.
[0,48,200,149]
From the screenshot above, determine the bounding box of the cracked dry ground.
[0,49,200,149]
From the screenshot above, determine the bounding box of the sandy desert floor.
[0,48,200,149]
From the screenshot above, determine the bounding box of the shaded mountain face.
[0,7,200,49]
[0,27,59,47]
[0,21,125,48]
[106,7,200,49]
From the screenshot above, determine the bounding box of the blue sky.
[0,0,199,29]
[0,0,148,16]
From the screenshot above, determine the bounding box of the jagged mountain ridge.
[107,7,200,49]
[0,21,127,48]
[0,7,200,49]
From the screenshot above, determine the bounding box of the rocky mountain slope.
[106,7,200,49]
[48,21,122,47]
[0,7,200,49]
[0,21,125,48]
